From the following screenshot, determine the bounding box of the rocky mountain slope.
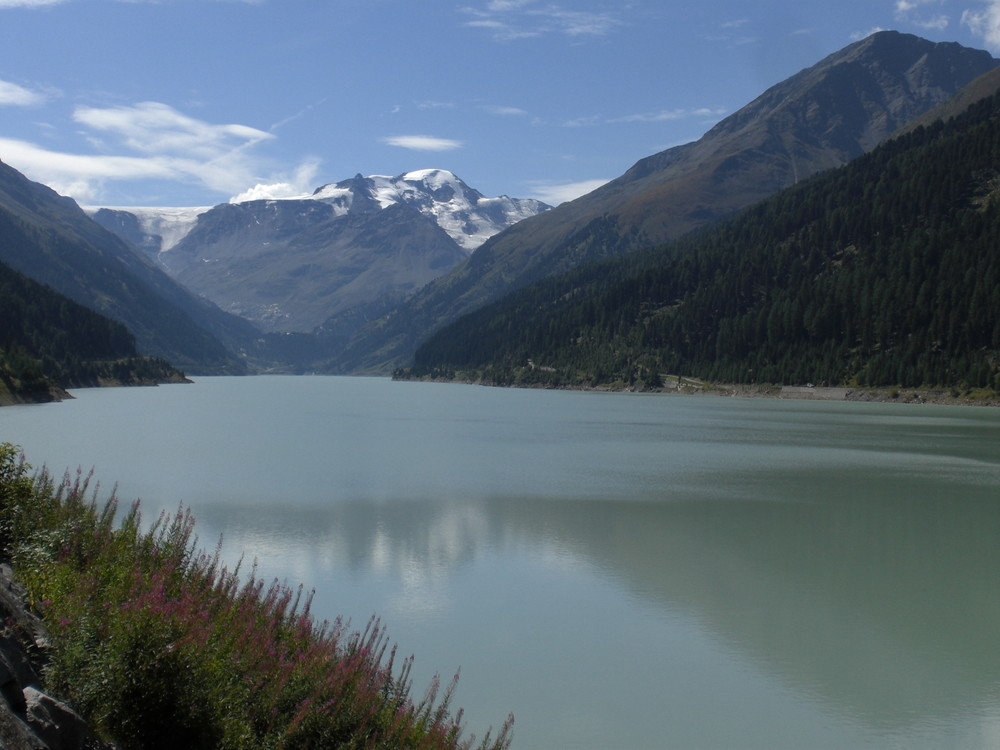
[329,31,998,373]
[90,170,549,333]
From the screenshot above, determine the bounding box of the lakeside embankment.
[396,371,1000,407]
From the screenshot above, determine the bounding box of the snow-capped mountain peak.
[310,170,549,252]
[89,170,549,258]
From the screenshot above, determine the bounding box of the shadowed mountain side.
[894,63,1000,135]
[0,160,254,374]
[406,84,1000,390]
[166,202,468,333]
[328,31,997,372]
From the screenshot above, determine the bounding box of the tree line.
[0,260,183,400]
[404,90,1000,393]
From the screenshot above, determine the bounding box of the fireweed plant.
[0,444,513,750]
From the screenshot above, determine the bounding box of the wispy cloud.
[963,0,1000,51]
[610,107,727,124]
[560,114,602,127]
[382,135,464,152]
[0,79,46,106]
[461,1,622,41]
[851,26,888,40]
[0,101,315,204]
[0,136,182,203]
[269,98,326,133]
[705,16,757,46]
[894,0,949,30]
[417,100,456,111]
[560,106,726,128]
[0,0,262,6]
[0,0,65,7]
[527,178,609,205]
[74,101,273,158]
[482,104,529,117]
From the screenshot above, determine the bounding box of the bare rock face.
[23,688,86,750]
[0,565,104,750]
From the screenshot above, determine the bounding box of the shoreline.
[396,374,1000,407]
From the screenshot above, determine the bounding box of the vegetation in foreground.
[0,444,512,750]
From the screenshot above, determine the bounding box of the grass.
[0,443,513,750]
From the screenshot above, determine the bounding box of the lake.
[2,376,1000,749]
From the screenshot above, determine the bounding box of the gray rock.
[24,687,86,750]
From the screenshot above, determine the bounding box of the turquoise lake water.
[3,376,1000,749]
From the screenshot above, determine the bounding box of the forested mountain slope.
[405,90,1000,392]
[0,261,185,404]
[330,31,998,372]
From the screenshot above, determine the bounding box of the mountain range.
[405,81,1000,392]
[2,30,998,389]
[327,31,999,372]
[89,170,549,333]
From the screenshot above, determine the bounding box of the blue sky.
[0,0,998,208]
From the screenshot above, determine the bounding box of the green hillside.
[330,32,998,373]
[403,91,1000,394]
[0,260,185,404]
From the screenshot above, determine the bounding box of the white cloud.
[461,1,622,41]
[560,114,602,127]
[851,26,888,40]
[0,136,179,203]
[382,135,464,152]
[0,101,316,205]
[0,79,46,106]
[915,14,949,29]
[0,0,65,6]
[528,178,609,205]
[482,104,529,117]
[229,160,321,203]
[963,1,1000,51]
[895,0,949,31]
[74,101,272,158]
[417,100,456,110]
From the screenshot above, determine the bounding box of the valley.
[2,31,999,397]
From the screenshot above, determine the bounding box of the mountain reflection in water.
[197,475,1000,739]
